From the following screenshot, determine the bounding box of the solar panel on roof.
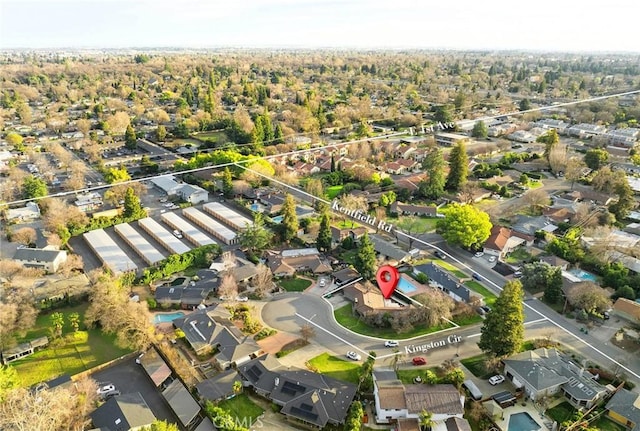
[282,381,306,394]
[300,403,314,411]
[290,406,319,421]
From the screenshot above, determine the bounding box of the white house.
[13,247,68,273]
[177,184,208,204]
[6,202,41,222]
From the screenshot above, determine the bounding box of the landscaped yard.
[504,247,532,264]
[279,278,312,292]
[193,130,228,144]
[12,304,132,387]
[334,304,453,339]
[326,185,344,199]
[396,367,439,385]
[460,354,493,379]
[546,401,625,431]
[387,215,439,234]
[307,353,361,384]
[217,393,264,423]
[465,281,498,307]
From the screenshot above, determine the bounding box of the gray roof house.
[503,348,608,408]
[161,379,201,429]
[13,247,67,273]
[237,354,357,428]
[195,368,244,402]
[370,234,411,263]
[90,392,156,431]
[605,388,640,431]
[414,263,477,304]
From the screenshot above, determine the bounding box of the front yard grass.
[386,215,439,233]
[433,260,467,278]
[307,353,361,384]
[396,367,440,385]
[334,304,453,339]
[326,185,344,199]
[504,247,532,264]
[279,278,312,292]
[464,281,498,307]
[218,393,264,423]
[460,354,493,379]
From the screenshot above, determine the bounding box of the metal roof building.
[182,207,237,245]
[160,212,217,247]
[83,229,138,273]
[203,202,253,231]
[138,217,191,255]
[114,223,165,265]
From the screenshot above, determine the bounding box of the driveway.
[92,357,180,426]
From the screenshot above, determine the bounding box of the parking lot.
[92,357,180,425]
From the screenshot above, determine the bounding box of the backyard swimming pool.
[567,269,597,282]
[272,215,284,223]
[397,276,418,293]
[508,412,542,431]
[153,312,185,324]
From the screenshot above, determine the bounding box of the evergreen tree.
[543,267,564,304]
[22,175,48,199]
[478,280,524,357]
[222,167,233,197]
[471,120,488,139]
[316,211,332,252]
[122,187,147,220]
[262,109,274,143]
[125,123,137,150]
[354,233,377,280]
[420,148,446,199]
[156,125,167,142]
[238,213,273,255]
[281,194,299,242]
[330,154,336,172]
[445,142,468,192]
[274,123,284,145]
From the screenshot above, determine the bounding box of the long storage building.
[83,229,138,274]
[203,202,253,231]
[160,212,217,248]
[114,223,166,265]
[138,217,191,255]
[182,207,238,245]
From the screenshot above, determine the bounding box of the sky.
[1,0,639,52]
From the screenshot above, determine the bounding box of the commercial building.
[114,223,165,265]
[160,212,217,247]
[83,229,138,274]
[138,217,191,255]
[182,207,238,245]
[203,202,253,231]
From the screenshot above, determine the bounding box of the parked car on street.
[412,357,427,366]
[384,340,399,347]
[346,351,362,361]
[474,252,484,258]
[97,383,116,395]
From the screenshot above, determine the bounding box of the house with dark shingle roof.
[265,249,332,277]
[503,348,607,408]
[369,234,411,263]
[90,392,156,431]
[237,354,357,428]
[606,388,640,431]
[13,247,67,273]
[195,369,244,402]
[414,263,478,304]
[390,201,439,217]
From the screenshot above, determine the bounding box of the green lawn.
[396,367,439,385]
[340,249,358,265]
[460,354,493,379]
[452,314,483,326]
[218,393,264,423]
[279,278,312,292]
[387,215,439,233]
[307,353,361,384]
[334,304,453,339]
[12,304,132,387]
[433,260,467,278]
[504,247,532,264]
[337,219,361,229]
[193,130,228,143]
[465,281,498,307]
[326,185,344,199]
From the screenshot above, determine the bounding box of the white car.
[489,375,505,385]
[319,279,326,287]
[488,256,497,263]
[235,296,249,302]
[346,351,362,361]
[97,383,116,395]
[173,230,183,239]
[384,340,399,347]
[474,252,484,258]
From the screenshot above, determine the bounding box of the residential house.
[6,201,41,222]
[567,123,607,139]
[138,347,172,388]
[511,215,556,237]
[483,226,532,259]
[503,348,607,408]
[533,119,569,134]
[172,306,261,368]
[507,130,536,143]
[90,392,156,431]
[390,201,439,217]
[487,123,517,137]
[612,298,640,323]
[177,183,208,204]
[237,354,357,428]
[258,193,285,215]
[331,226,367,246]
[343,282,404,315]
[383,161,407,175]
[13,247,67,273]
[396,158,419,172]
[543,206,577,224]
[435,132,468,147]
[414,263,478,304]
[605,128,639,148]
[265,249,332,277]
[445,417,473,431]
[162,379,202,429]
[411,148,430,163]
[395,173,428,192]
[369,234,411,264]
[195,369,244,402]
[373,369,466,426]
[605,388,640,431]
[332,267,362,286]
[539,255,569,271]
[1,336,48,364]
[74,192,103,213]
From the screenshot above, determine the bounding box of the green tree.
[537,129,560,160]
[104,166,131,184]
[436,203,492,249]
[344,400,364,431]
[544,267,563,304]
[0,365,19,403]
[238,213,273,255]
[420,148,446,199]
[5,131,24,149]
[232,380,242,395]
[608,179,635,221]
[519,98,532,111]
[471,120,488,139]
[521,262,563,304]
[141,420,180,431]
[478,280,524,357]
[125,123,137,150]
[281,194,299,243]
[68,312,80,332]
[584,148,609,170]
[354,232,377,280]
[222,167,234,197]
[316,211,332,252]
[419,410,434,431]
[433,105,454,124]
[156,125,167,142]
[445,142,468,192]
[22,175,48,199]
[274,123,284,145]
[123,187,147,220]
[50,312,64,338]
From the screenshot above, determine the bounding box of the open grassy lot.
[279,278,312,292]
[326,185,344,199]
[193,130,228,144]
[465,281,498,307]
[12,304,132,387]
[334,304,453,339]
[307,353,361,384]
[460,354,493,379]
[218,393,264,423]
[386,216,439,233]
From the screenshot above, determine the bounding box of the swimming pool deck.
[397,273,432,298]
[490,397,560,431]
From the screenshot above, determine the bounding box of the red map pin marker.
[376,265,399,299]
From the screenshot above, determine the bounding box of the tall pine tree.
[478,280,524,357]
[222,167,233,197]
[445,142,468,192]
[281,194,299,243]
[354,233,377,281]
[316,211,332,252]
[420,148,446,199]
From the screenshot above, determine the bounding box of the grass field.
[433,260,467,278]
[12,304,132,387]
[326,185,344,199]
[386,216,439,233]
[193,130,228,143]
[334,305,453,339]
[218,393,264,423]
[307,353,361,384]
[460,354,493,379]
[465,281,498,307]
[279,278,312,292]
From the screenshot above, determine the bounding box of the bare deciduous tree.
[523,189,550,214]
[10,227,37,246]
[218,273,238,300]
[548,143,568,174]
[566,281,611,313]
[252,263,273,298]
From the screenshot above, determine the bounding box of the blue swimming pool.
[250,204,259,211]
[272,215,284,223]
[397,276,417,293]
[153,312,185,324]
[508,412,542,431]
[567,269,597,282]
